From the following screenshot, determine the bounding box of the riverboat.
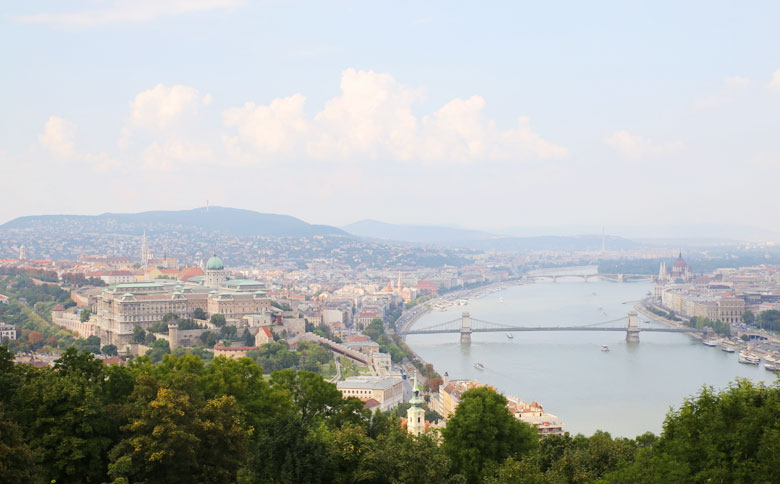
[474,362,485,370]
[601,345,610,352]
[764,354,779,365]
[506,332,513,339]
[498,297,504,304]
[738,351,760,365]
[720,343,737,353]
[765,363,780,372]
[702,339,720,347]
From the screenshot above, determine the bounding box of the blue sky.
[2,1,780,232]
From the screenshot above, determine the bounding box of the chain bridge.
[398,311,710,344]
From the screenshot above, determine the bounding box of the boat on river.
[720,343,737,353]
[474,362,485,370]
[702,339,720,347]
[738,351,760,365]
[506,332,514,339]
[765,363,780,372]
[601,345,610,352]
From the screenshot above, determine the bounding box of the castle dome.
[206,254,224,270]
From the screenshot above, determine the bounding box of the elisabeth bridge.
[398,311,710,344]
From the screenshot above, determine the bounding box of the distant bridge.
[398,312,709,344]
[523,273,656,283]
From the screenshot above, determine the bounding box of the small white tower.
[407,374,426,436]
[19,244,27,261]
[205,254,226,287]
[140,231,149,268]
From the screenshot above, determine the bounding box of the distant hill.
[343,220,494,244]
[0,207,347,238]
[343,220,639,251]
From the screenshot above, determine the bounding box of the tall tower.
[658,261,667,282]
[407,374,426,436]
[397,271,402,292]
[140,231,149,268]
[18,244,27,261]
[601,226,606,252]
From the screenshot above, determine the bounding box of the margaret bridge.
[398,311,711,344]
[522,273,657,283]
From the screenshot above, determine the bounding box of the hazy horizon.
[3,1,780,230]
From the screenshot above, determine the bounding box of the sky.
[2,1,780,231]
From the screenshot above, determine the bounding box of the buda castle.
[92,254,271,350]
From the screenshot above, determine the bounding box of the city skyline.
[3,1,780,229]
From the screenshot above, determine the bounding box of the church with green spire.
[407,374,426,436]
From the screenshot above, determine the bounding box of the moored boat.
[765,363,780,372]
[720,343,737,353]
[738,351,760,365]
[702,339,719,347]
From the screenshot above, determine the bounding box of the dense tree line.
[686,316,730,337]
[1,344,779,484]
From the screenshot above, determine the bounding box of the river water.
[406,273,778,437]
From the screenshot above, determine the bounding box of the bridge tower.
[626,311,639,342]
[618,274,624,283]
[460,312,472,344]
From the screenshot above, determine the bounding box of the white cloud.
[38,116,120,171]
[130,84,209,131]
[224,68,566,164]
[17,0,245,28]
[605,130,683,160]
[38,116,77,158]
[770,69,780,91]
[142,138,213,171]
[724,76,751,88]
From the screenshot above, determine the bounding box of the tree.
[742,310,755,326]
[0,410,40,484]
[200,330,218,348]
[102,344,118,356]
[442,386,538,483]
[80,308,92,322]
[210,313,227,327]
[107,381,248,484]
[74,335,102,354]
[193,307,207,320]
[132,325,145,344]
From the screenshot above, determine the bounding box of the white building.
[0,323,17,340]
[337,376,404,411]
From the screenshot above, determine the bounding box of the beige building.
[505,394,564,437]
[51,308,96,338]
[717,297,745,324]
[433,378,485,419]
[337,376,404,411]
[91,255,271,350]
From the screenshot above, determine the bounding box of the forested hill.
[0,207,347,238]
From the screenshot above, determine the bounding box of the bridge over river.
[399,311,710,344]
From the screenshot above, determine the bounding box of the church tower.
[18,244,27,261]
[140,231,149,268]
[407,374,426,436]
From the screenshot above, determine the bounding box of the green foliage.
[757,309,780,332]
[686,316,730,337]
[193,307,207,320]
[442,386,538,483]
[80,308,92,322]
[102,344,118,356]
[210,313,227,327]
[742,310,755,326]
[74,335,102,354]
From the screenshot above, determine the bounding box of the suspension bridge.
[398,311,710,344]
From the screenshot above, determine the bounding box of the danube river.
[406,275,778,437]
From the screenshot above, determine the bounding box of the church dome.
[206,254,224,270]
[673,252,687,271]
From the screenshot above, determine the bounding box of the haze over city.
[4,1,780,231]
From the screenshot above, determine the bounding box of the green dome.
[206,254,224,270]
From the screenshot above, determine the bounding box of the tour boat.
[764,354,779,365]
[474,362,485,370]
[702,339,719,347]
[720,343,737,353]
[601,345,610,352]
[765,363,780,372]
[506,332,514,339]
[738,351,760,365]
